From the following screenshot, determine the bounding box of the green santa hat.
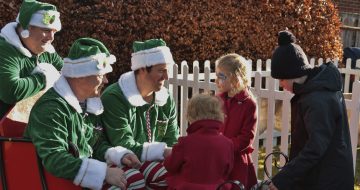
[131,38,175,71]
[61,38,116,78]
[16,0,61,38]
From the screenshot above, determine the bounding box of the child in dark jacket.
[164,93,234,190]
[215,53,258,190]
[268,30,354,190]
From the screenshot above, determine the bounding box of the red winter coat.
[164,119,234,190]
[218,88,258,190]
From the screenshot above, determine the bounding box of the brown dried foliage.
[1,0,343,82]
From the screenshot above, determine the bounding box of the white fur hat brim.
[16,10,61,31]
[131,46,175,71]
[62,53,115,78]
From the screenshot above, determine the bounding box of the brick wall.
[335,0,360,14]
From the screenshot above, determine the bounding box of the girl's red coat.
[218,88,258,190]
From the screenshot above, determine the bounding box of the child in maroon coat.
[164,94,234,190]
[215,53,258,190]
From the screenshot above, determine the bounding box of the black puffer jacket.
[272,62,354,190]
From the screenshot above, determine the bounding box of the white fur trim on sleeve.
[141,142,166,162]
[73,158,107,190]
[105,146,133,167]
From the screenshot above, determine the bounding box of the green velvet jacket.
[24,87,110,180]
[0,23,63,118]
[101,71,179,159]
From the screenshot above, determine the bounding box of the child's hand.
[268,182,278,190]
[163,147,172,158]
[122,153,141,169]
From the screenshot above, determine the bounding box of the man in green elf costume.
[101,39,179,189]
[24,38,146,190]
[0,0,63,120]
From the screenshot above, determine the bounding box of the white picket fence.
[164,58,360,179]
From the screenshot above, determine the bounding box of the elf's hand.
[105,167,127,189]
[122,153,141,169]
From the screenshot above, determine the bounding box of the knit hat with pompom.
[271,30,312,79]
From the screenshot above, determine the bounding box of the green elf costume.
[24,38,145,190]
[0,0,63,119]
[101,39,179,189]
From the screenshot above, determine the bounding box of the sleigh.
[0,114,81,190]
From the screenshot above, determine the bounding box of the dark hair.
[134,66,153,75]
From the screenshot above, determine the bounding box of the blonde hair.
[187,93,224,123]
[215,53,250,93]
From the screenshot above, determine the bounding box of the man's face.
[85,74,108,98]
[22,25,56,55]
[145,64,169,92]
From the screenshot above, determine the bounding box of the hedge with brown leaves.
[1,0,343,82]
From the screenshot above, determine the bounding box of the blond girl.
[215,53,257,190]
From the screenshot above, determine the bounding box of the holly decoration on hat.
[96,54,115,70]
[42,12,56,25]
[97,59,108,70]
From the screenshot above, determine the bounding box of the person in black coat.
[268,30,354,190]
[343,47,360,69]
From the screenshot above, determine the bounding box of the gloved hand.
[32,63,60,91]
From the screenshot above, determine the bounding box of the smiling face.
[84,74,109,98]
[144,63,169,92]
[21,25,56,55]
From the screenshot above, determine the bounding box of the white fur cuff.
[141,142,166,162]
[105,146,133,167]
[73,158,107,190]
